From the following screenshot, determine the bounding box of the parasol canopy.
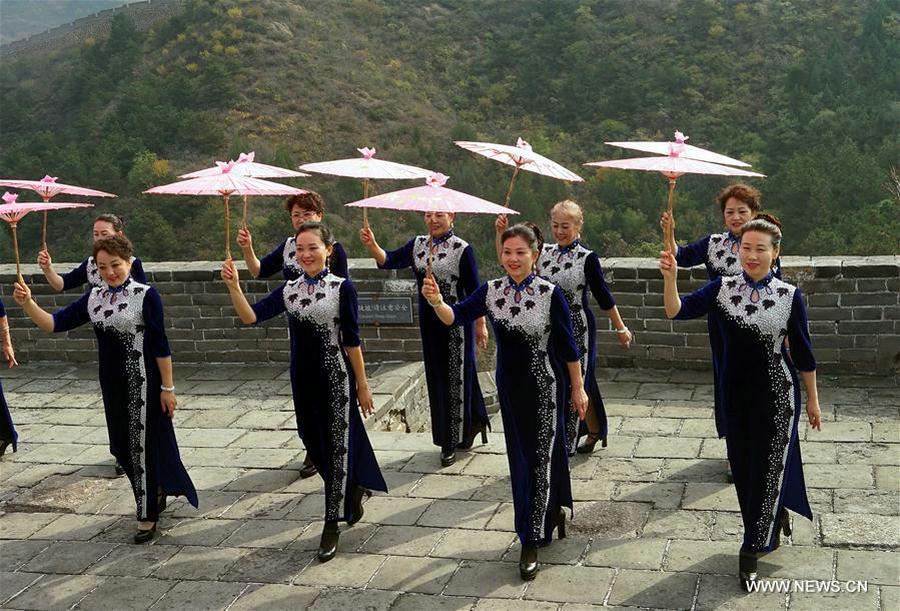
[345,173,518,215]
[299,147,434,226]
[0,192,93,278]
[0,175,115,250]
[605,131,752,168]
[454,137,582,208]
[144,161,308,258]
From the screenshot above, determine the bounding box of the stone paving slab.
[0,365,896,610]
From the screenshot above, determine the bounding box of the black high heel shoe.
[739,549,759,592]
[457,423,488,450]
[519,544,539,581]
[347,485,372,526]
[440,447,456,467]
[299,454,318,479]
[134,522,157,544]
[576,433,607,454]
[317,521,340,562]
[0,439,15,458]
[557,509,567,539]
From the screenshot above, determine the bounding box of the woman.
[236,192,349,281]
[223,221,386,563]
[498,201,633,455]
[660,184,780,442]
[0,298,18,457]
[237,192,347,480]
[660,216,821,591]
[360,212,490,467]
[38,214,148,290]
[423,223,587,581]
[15,235,198,543]
[37,214,146,477]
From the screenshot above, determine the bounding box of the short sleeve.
[258,239,288,279]
[380,238,416,270]
[52,292,91,332]
[330,242,350,280]
[787,288,816,372]
[251,284,288,324]
[675,235,710,269]
[585,252,616,310]
[61,259,89,291]
[450,283,489,326]
[458,245,481,297]
[674,278,721,320]
[143,288,171,358]
[131,258,148,284]
[551,286,580,363]
[339,280,361,347]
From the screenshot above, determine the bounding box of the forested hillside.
[1,0,897,270]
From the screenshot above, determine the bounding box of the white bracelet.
[160,385,175,392]
[428,298,444,308]
[616,327,630,334]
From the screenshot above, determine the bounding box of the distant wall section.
[1,0,182,60]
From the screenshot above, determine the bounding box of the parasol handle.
[362,178,370,229]
[665,176,677,247]
[42,210,48,253]
[11,222,22,282]
[224,194,231,260]
[241,194,249,231]
[504,165,521,209]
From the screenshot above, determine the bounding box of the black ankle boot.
[317,521,340,562]
[739,549,759,592]
[519,544,538,581]
[347,485,372,526]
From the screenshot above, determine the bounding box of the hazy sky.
[0,0,140,45]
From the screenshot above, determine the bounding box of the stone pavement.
[0,363,897,610]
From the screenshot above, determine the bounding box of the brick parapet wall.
[1,256,897,375]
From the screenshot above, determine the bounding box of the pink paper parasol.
[584,134,765,247]
[606,131,752,167]
[299,147,434,226]
[179,152,310,228]
[0,192,94,278]
[346,173,518,270]
[144,161,308,259]
[0,175,115,250]
[454,138,584,208]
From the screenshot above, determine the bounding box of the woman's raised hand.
[236,227,252,249]
[37,249,52,270]
[221,259,240,290]
[359,226,377,248]
[421,274,441,305]
[495,214,508,234]
[659,250,677,281]
[12,281,31,307]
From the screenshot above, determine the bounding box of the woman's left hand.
[161,390,177,418]
[571,387,588,420]
[3,343,17,369]
[806,397,822,431]
[616,328,634,349]
[358,382,374,417]
[475,322,489,351]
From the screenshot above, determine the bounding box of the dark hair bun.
[754,213,782,230]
